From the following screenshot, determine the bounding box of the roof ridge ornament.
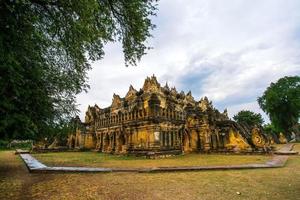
[126,84,137,99]
[143,74,161,92]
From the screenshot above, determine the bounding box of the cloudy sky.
[77,0,300,123]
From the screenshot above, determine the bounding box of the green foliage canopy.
[0,0,158,140]
[258,76,300,135]
[262,123,278,136]
[233,110,264,127]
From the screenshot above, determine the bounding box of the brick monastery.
[68,75,272,155]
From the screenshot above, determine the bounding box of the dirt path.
[0,151,54,199]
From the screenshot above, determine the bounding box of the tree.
[258,76,300,137]
[0,0,158,140]
[233,110,264,127]
[262,123,277,135]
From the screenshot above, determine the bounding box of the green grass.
[1,143,300,200]
[34,152,271,168]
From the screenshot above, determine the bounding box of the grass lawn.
[0,144,299,200]
[33,152,271,168]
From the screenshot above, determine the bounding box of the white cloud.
[77,0,300,123]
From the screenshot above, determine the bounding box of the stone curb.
[274,151,298,155]
[18,144,295,173]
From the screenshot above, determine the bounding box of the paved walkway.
[19,144,297,173]
[274,143,299,155]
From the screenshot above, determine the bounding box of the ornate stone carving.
[251,127,267,148]
[125,85,137,101]
[279,132,288,144]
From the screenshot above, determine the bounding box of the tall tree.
[233,110,264,127]
[0,0,158,140]
[258,76,300,137]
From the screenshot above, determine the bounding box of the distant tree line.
[233,110,264,128]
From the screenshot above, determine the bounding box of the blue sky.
[77,0,300,123]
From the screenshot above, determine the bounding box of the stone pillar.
[100,134,103,152]
[103,133,108,152]
[115,132,119,153]
[160,131,164,147]
[204,129,211,151]
[95,134,100,150]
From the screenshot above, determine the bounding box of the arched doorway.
[117,133,126,152]
[183,129,191,152]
